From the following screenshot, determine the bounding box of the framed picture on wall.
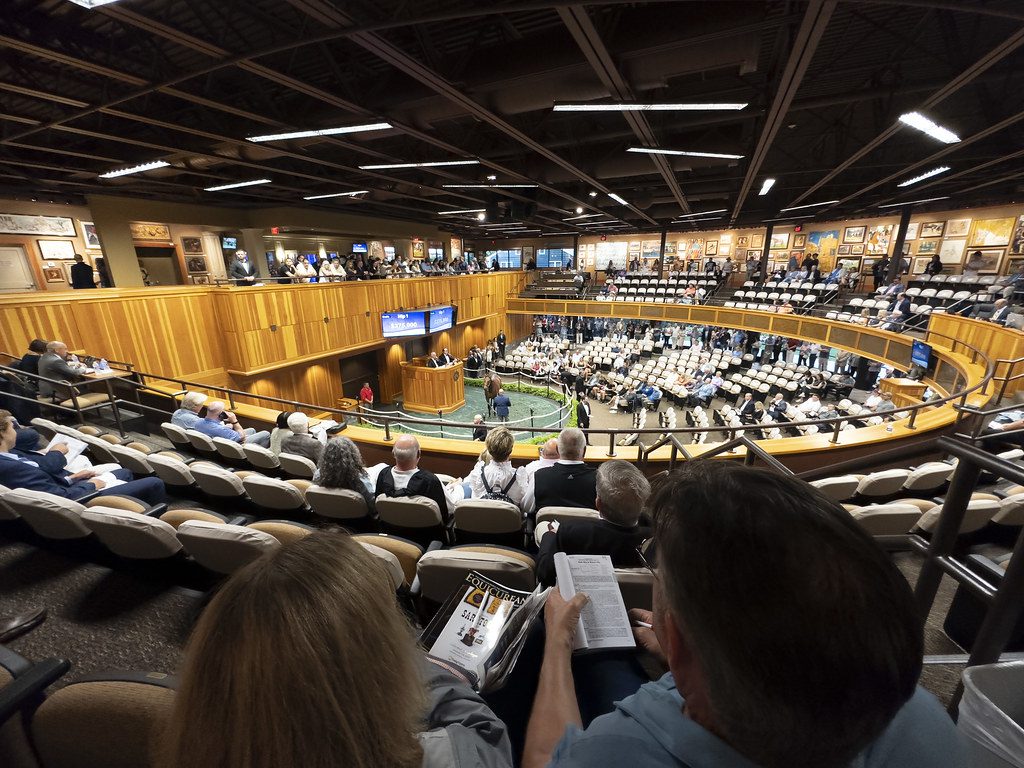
[705,240,718,256]
[737,236,749,248]
[843,226,866,243]
[81,221,101,249]
[130,222,171,241]
[0,213,76,237]
[750,234,764,249]
[938,239,966,264]
[1011,215,1024,255]
[181,236,204,255]
[37,239,76,260]
[792,233,806,249]
[917,240,938,254]
[186,256,208,274]
[945,218,971,238]
[920,221,945,238]
[904,222,920,240]
[911,257,931,274]
[850,244,865,255]
[1008,257,1024,273]
[746,249,761,259]
[61,262,77,284]
[972,249,1004,274]
[970,217,1015,247]
[522,245,534,259]
[191,274,211,285]
[43,266,65,283]
[837,244,851,255]
[769,233,789,250]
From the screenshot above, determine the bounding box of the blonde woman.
[466,427,527,511]
[159,530,513,768]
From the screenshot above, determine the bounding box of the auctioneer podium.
[400,358,466,414]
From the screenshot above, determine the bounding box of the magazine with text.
[554,553,636,652]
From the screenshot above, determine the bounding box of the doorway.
[0,246,37,292]
[339,351,381,402]
[134,245,183,286]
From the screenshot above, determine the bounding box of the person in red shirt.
[359,382,374,407]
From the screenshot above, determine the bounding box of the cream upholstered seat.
[376,494,448,546]
[352,533,424,586]
[212,436,247,463]
[30,674,175,768]
[992,493,1024,526]
[103,444,154,477]
[852,469,912,500]
[848,504,925,536]
[176,520,280,574]
[242,475,309,516]
[242,443,280,472]
[615,568,654,611]
[453,499,523,547]
[358,542,407,591]
[913,498,1001,535]
[415,546,536,606]
[247,519,315,545]
[306,486,373,525]
[189,462,249,500]
[0,483,20,522]
[278,452,316,479]
[902,462,953,493]
[30,418,61,441]
[145,454,196,490]
[58,391,110,411]
[183,429,217,454]
[809,475,861,502]
[80,507,182,560]
[536,506,602,526]
[160,422,192,452]
[4,490,91,540]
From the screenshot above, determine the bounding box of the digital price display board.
[428,305,454,332]
[381,311,427,338]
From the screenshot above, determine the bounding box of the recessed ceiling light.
[204,178,272,192]
[608,193,628,205]
[575,206,584,214]
[759,178,776,196]
[302,190,369,200]
[437,208,486,215]
[896,166,951,187]
[98,160,170,178]
[673,208,728,219]
[554,102,747,112]
[877,196,951,208]
[898,112,960,144]
[779,199,839,212]
[563,213,605,221]
[589,191,598,197]
[357,160,478,170]
[66,0,122,7]
[627,147,744,160]
[441,184,538,189]
[486,174,498,181]
[247,122,391,142]
[476,212,486,221]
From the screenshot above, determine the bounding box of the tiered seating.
[829,277,1000,327]
[521,272,582,298]
[723,279,839,312]
[595,274,724,304]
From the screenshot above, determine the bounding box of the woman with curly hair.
[314,436,376,512]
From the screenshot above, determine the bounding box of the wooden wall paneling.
[378,342,406,402]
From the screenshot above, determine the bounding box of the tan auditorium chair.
[306,486,375,530]
[175,519,313,576]
[183,429,218,457]
[849,469,912,502]
[278,452,316,480]
[241,475,310,519]
[912,497,1002,537]
[211,436,248,466]
[29,673,175,768]
[809,475,861,503]
[453,498,524,548]
[242,443,281,473]
[847,503,926,538]
[352,533,424,588]
[414,545,536,619]
[376,494,451,547]
[0,646,70,768]
[4,490,93,542]
[187,461,253,502]
[159,422,192,453]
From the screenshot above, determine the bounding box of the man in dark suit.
[576,397,591,430]
[426,352,441,368]
[530,428,597,512]
[767,393,789,421]
[471,415,488,442]
[0,412,165,505]
[738,392,758,424]
[228,250,257,286]
[535,459,651,586]
[70,254,95,289]
[37,341,83,402]
[439,347,457,365]
[497,330,507,358]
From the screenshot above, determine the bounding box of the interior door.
[0,246,37,292]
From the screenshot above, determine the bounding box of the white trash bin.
[958,662,1024,768]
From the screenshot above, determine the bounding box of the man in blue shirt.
[522,461,965,768]
[171,390,208,430]
[193,400,271,448]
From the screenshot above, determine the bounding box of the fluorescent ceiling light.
[896,166,951,187]
[608,193,628,205]
[441,184,538,189]
[437,208,485,215]
[554,103,747,112]
[563,213,604,221]
[480,223,524,228]
[877,196,950,208]
[759,178,776,196]
[204,178,272,192]
[67,0,122,7]
[302,190,369,200]
[673,208,728,219]
[627,147,743,160]
[898,112,960,144]
[247,122,391,142]
[357,160,478,170]
[98,160,170,178]
[762,215,815,222]
[544,232,579,236]
[779,199,839,212]
[675,216,724,224]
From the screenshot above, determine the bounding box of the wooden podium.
[400,358,466,414]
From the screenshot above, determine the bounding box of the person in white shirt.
[294,256,316,282]
[798,395,822,416]
[864,389,883,410]
[466,428,527,512]
[519,438,560,516]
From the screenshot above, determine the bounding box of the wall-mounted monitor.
[381,310,427,338]
[222,236,238,250]
[352,242,368,253]
[428,305,455,333]
[911,339,932,368]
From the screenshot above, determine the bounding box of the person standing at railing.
[229,250,257,286]
[358,381,374,408]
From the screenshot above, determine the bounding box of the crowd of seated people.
[172,393,271,448]
[265,251,499,284]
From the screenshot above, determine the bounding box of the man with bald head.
[520,438,560,516]
[375,434,453,523]
[530,428,597,512]
[37,341,84,401]
[193,400,271,447]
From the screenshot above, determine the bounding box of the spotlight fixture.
[608,193,629,205]
[302,190,369,200]
[877,196,951,208]
[896,167,951,187]
[589,191,598,197]
[486,174,498,181]
[437,208,486,215]
[99,160,171,178]
[759,178,776,196]
[247,122,391,142]
[627,147,743,160]
[204,178,272,192]
[477,212,486,221]
[898,112,960,144]
[554,102,747,112]
[575,207,584,214]
[357,160,479,170]
[779,200,839,212]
